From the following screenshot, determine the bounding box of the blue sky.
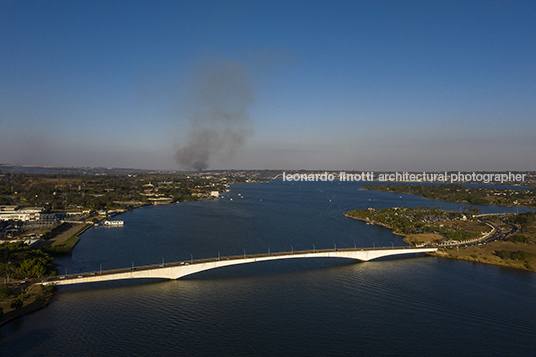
[1,0,535,171]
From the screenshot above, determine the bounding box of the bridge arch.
[42,247,437,286]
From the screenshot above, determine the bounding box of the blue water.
[1,180,535,356]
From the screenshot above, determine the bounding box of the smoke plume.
[174,59,254,171]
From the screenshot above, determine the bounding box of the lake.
[1,180,535,356]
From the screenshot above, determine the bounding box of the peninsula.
[345,207,536,272]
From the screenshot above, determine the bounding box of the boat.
[104,220,124,226]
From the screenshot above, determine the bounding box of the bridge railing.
[44,245,431,283]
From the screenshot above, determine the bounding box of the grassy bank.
[432,241,536,272]
[44,223,91,255]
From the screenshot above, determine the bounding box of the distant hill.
[0,164,166,175]
[0,164,284,178]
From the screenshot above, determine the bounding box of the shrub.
[508,234,528,243]
[0,284,9,299]
[10,297,23,310]
[496,250,535,261]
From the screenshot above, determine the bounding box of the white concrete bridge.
[41,246,437,286]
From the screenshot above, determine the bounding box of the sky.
[1,0,535,171]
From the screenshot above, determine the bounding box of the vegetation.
[10,296,24,310]
[346,205,536,272]
[0,284,56,323]
[345,206,484,244]
[0,170,266,324]
[495,250,535,260]
[508,234,528,243]
[437,210,536,272]
[0,242,58,322]
[0,284,9,299]
[362,183,536,207]
[0,173,229,211]
[346,201,536,273]
[0,171,268,241]
[0,242,56,280]
[46,235,80,255]
[511,211,536,225]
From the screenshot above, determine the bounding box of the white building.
[0,206,44,221]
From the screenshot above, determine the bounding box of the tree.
[0,243,56,279]
[18,257,55,278]
[464,205,480,216]
[0,284,9,299]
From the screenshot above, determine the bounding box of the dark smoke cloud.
[174,59,254,171]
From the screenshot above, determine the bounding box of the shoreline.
[344,213,535,273]
[2,188,531,329]
[342,213,406,236]
[0,291,55,327]
[428,250,536,273]
[0,196,221,329]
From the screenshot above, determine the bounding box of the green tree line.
[0,242,56,280]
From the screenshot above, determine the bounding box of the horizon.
[1,163,534,175]
[1,1,535,171]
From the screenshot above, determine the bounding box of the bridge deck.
[42,246,437,286]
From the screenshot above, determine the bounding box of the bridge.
[41,246,437,286]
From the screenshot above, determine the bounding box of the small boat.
[104,220,124,226]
